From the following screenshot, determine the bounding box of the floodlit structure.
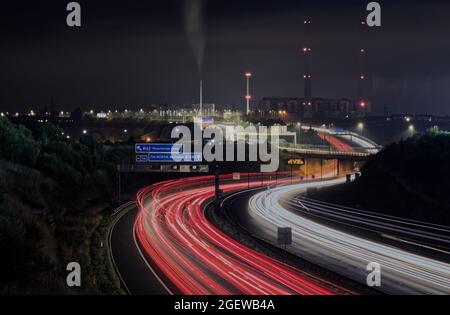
[245,72,252,115]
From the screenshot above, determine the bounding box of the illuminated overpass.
[280,127,382,160]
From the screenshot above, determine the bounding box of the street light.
[245,72,252,115]
[82,130,88,135]
[357,122,364,136]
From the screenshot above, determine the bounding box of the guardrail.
[280,144,380,158]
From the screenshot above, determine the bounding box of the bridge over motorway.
[281,128,382,161]
[280,144,380,161]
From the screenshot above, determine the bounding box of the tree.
[0,118,40,167]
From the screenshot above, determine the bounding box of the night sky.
[1,0,450,115]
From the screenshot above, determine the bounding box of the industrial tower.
[358,48,367,107]
[303,19,313,118]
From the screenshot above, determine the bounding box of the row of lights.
[356,122,415,132]
[82,129,129,135]
[291,121,414,135]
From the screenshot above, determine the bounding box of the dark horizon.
[2,0,450,115]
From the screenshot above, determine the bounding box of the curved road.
[111,174,355,295]
[244,179,450,294]
[110,205,171,295]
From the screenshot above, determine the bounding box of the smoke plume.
[183,0,206,74]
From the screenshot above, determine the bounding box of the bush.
[0,118,40,167]
[0,215,48,286]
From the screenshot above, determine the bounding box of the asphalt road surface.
[110,205,171,295]
[234,178,450,295]
[111,174,356,295]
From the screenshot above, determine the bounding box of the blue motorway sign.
[135,143,182,154]
[136,154,149,162]
[136,153,202,163]
[135,153,202,163]
[135,143,202,163]
[149,153,202,162]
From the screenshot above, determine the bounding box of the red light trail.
[134,174,356,295]
[317,132,354,152]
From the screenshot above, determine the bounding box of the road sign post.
[277,227,292,251]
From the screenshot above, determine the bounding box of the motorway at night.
[1,1,450,312]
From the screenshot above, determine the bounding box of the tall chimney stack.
[199,80,203,117]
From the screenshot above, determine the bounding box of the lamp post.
[357,122,364,137]
[245,72,252,115]
[409,125,415,136]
